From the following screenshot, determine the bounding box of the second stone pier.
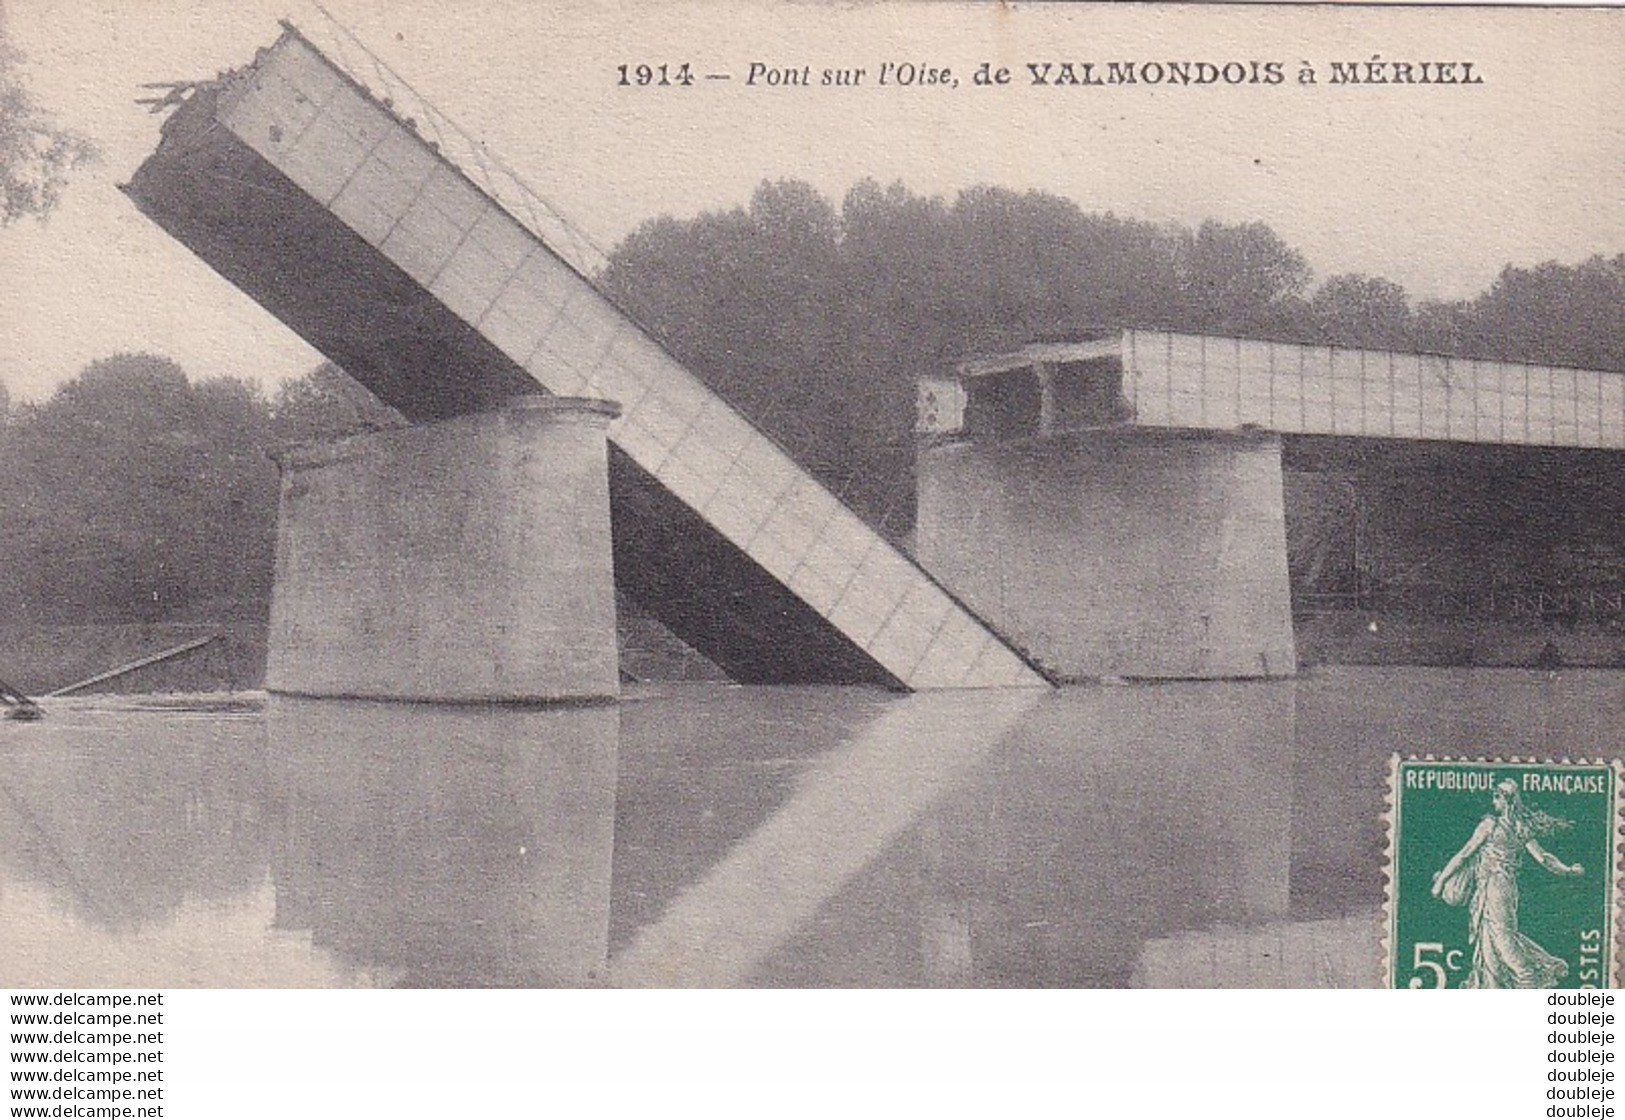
[915,337,1296,681]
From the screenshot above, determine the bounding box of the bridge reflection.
[5,671,1616,987]
[262,684,1299,986]
[266,698,618,986]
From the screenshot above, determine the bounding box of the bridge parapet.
[920,330,1625,451]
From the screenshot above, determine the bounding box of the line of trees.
[600,179,1625,539]
[3,178,1621,628]
[0,357,399,624]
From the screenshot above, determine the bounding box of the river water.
[1,668,1618,988]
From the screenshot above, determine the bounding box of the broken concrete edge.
[273,395,621,471]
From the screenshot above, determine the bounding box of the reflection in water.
[0,877,386,988]
[266,698,618,987]
[0,706,373,986]
[0,670,1618,987]
[1130,914,1380,988]
[606,685,898,953]
[751,684,1296,987]
[0,708,266,931]
[613,690,1043,986]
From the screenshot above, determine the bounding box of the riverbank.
[0,600,724,698]
[1296,611,1625,669]
[0,622,267,697]
[3,611,1620,698]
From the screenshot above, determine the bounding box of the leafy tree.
[1410,298,1473,357]
[1400,257,1625,371]
[832,180,955,526]
[1308,274,1413,349]
[271,360,405,448]
[0,355,277,623]
[603,180,847,483]
[602,179,1324,534]
[1176,220,1311,335]
[1455,255,1625,372]
[0,15,96,225]
[0,355,420,628]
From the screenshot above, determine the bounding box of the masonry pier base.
[267,396,622,703]
[917,428,1297,681]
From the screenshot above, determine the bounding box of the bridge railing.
[287,13,928,545]
[289,9,932,544]
[293,5,611,282]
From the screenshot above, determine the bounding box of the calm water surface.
[2,669,1619,988]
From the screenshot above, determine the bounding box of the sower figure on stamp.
[1431,778,1584,988]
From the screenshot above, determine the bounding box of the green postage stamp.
[1386,758,1623,989]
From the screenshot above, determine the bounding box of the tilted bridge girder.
[124,26,1047,690]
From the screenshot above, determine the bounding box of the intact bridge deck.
[927,331,1625,451]
[1122,330,1625,450]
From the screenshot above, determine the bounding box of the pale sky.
[1,0,1621,402]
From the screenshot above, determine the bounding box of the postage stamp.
[1386,758,1623,989]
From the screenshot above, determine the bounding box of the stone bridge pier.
[267,396,623,703]
[918,426,1295,682]
[916,337,1297,681]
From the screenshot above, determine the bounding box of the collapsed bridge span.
[125,25,1046,690]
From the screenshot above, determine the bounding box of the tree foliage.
[0,355,278,623]
[0,16,97,225]
[1308,274,1413,349]
[1,180,1617,632]
[0,357,406,627]
[601,179,1624,539]
[1453,256,1625,372]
